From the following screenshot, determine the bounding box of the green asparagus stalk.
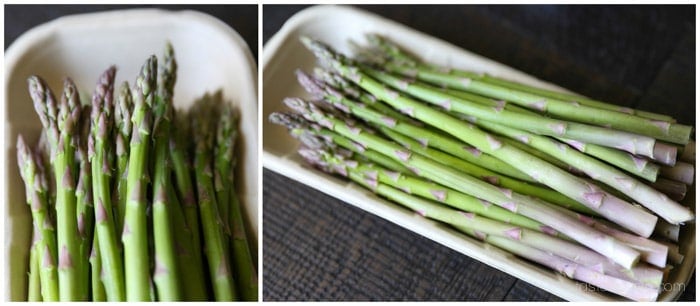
[60,78,83,300]
[289,121,413,174]
[151,43,182,301]
[297,70,594,215]
[28,234,42,302]
[75,103,93,301]
[301,69,537,183]
[301,147,663,292]
[476,73,676,122]
[473,118,694,225]
[367,33,675,124]
[123,56,157,301]
[560,139,661,183]
[362,65,677,165]
[228,189,258,301]
[170,112,198,228]
[89,234,106,301]
[214,104,234,237]
[273,100,640,269]
[89,66,125,301]
[29,75,83,300]
[323,71,652,205]
[438,87,662,181]
[281,127,544,232]
[379,127,595,215]
[167,183,208,300]
[191,92,237,300]
[74,145,92,301]
[216,103,258,301]
[381,62,692,145]
[114,81,133,234]
[436,89,667,188]
[35,131,56,218]
[17,135,59,301]
[302,38,658,238]
[169,110,208,300]
[440,86,663,182]
[313,67,420,125]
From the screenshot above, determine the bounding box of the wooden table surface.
[262,4,696,301]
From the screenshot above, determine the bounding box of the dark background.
[4,5,258,59]
[263,5,696,301]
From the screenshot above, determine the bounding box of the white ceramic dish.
[262,5,695,301]
[4,9,258,301]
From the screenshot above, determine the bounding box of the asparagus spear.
[301,147,663,294]
[660,162,695,185]
[379,126,595,215]
[310,68,537,183]
[367,34,675,123]
[74,144,92,301]
[537,200,669,268]
[28,233,42,302]
[214,104,234,237]
[170,112,199,229]
[301,38,658,238]
[216,104,258,301]
[123,56,157,301]
[169,110,208,300]
[439,87,662,182]
[18,136,58,301]
[89,66,125,301]
[29,76,83,300]
[89,234,106,301]
[114,81,133,234]
[362,65,677,165]
[191,92,237,300]
[74,102,93,301]
[297,70,593,215]
[484,234,659,301]
[473,118,694,225]
[273,102,640,269]
[282,126,546,232]
[381,61,691,145]
[167,183,208,300]
[151,43,181,301]
[313,67,424,126]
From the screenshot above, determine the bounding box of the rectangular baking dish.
[4,8,259,301]
[262,5,695,301]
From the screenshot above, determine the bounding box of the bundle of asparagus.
[270,35,695,301]
[17,43,257,301]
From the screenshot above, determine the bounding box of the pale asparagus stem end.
[660,162,695,185]
[652,142,678,166]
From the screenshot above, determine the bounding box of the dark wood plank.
[635,25,696,125]
[263,169,519,301]
[504,280,564,301]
